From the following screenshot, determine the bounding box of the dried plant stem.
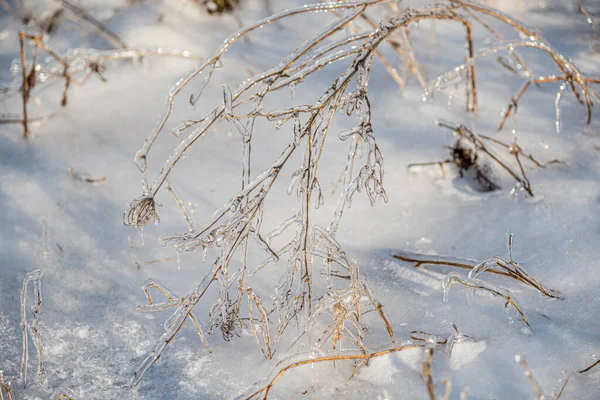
[20,270,46,388]
[360,281,396,345]
[134,0,389,170]
[516,356,544,399]
[444,275,530,327]
[141,280,211,353]
[166,179,195,231]
[579,359,600,373]
[57,0,128,49]
[579,3,600,38]
[124,0,596,390]
[244,344,425,399]
[393,252,512,278]
[437,121,539,196]
[0,373,15,400]
[462,6,533,79]
[15,32,202,137]
[556,358,600,399]
[422,347,436,400]
[19,32,29,138]
[392,234,562,300]
[498,75,565,132]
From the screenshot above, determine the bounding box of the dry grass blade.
[556,358,600,399]
[69,167,106,184]
[422,347,436,400]
[515,355,544,399]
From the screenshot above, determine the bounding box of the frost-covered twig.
[13,31,202,138]
[124,0,596,389]
[0,372,16,400]
[408,121,560,196]
[20,269,46,388]
[241,344,429,400]
[442,272,530,327]
[393,234,561,299]
[56,0,128,49]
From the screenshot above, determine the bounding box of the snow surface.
[1,0,599,399]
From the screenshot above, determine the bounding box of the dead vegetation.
[20,269,45,389]
[2,0,213,138]
[393,234,563,327]
[516,354,600,400]
[118,0,600,393]
[13,31,202,138]
[408,121,565,196]
[0,372,16,400]
[201,0,240,14]
[1,0,595,398]
[393,233,562,299]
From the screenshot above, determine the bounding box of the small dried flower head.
[124,196,159,227]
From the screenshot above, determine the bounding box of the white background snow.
[0,0,599,399]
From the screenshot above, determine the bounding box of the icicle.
[555,82,566,134]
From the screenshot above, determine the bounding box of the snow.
[1,0,600,399]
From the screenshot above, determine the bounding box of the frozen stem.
[20,269,46,388]
[443,273,530,327]
[393,233,562,299]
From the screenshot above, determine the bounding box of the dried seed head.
[124,196,159,228]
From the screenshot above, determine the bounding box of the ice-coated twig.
[579,3,600,38]
[166,179,194,232]
[133,0,390,172]
[20,269,46,388]
[393,234,561,299]
[138,279,211,352]
[123,0,596,391]
[442,272,530,327]
[56,0,128,49]
[240,344,429,400]
[411,324,476,359]
[435,121,552,196]
[131,263,221,387]
[14,31,202,138]
[0,372,16,400]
